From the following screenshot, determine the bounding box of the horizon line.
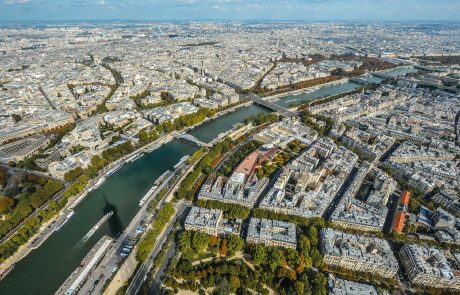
[1,18,460,23]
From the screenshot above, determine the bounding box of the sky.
[0,0,459,22]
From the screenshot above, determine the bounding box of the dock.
[139,170,173,207]
[56,236,113,295]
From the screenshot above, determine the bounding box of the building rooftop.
[320,228,398,268]
[184,206,222,230]
[247,218,297,247]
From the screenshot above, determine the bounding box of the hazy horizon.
[1,0,459,22]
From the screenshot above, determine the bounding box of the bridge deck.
[175,134,210,147]
[247,93,298,117]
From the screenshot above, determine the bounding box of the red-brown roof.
[401,191,411,206]
[393,211,406,233]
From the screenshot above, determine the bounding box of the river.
[274,66,418,108]
[0,65,418,295]
[0,104,269,295]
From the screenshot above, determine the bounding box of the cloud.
[1,0,459,21]
[4,0,30,4]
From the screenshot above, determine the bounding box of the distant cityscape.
[0,20,459,295]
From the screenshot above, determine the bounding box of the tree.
[253,245,267,266]
[267,247,283,272]
[310,248,323,268]
[294,281,305,295]
[0,169,7,186]
[213,277,232,295]
[304,255,313,268]
[310,272,327,295]
[136,203,175,262]
[226,234,243,257]
[138,129,149,143]
[0,196,14,213]
[298,234,311,256]
[192,231,209,254]
[209,235,219,247]
[285,248,301,269]
[306,226,319,246]
[219,239,228,257]
[12,114,21,123]
[178,231,192,252]
[229,275,240,292]
[149,130,158,141]
[155,124,163,134]
[16,201,32,219]
[64,166,83,182]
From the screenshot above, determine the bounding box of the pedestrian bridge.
[175,134,210,147]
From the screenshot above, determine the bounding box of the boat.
[87,176,106,193]
[83,211,113,240]
[139,185,158,207]
[127,152,143,163]
[106,163,123,176]
[69,191,87,210]
[174,156,189,169]
[54,210,75,231]
[146,142,161,153]
[154,170,172,186]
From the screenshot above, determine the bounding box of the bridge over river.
[246,93,298,118]
[175,133,210,147]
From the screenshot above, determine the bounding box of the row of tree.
[0,179,63,239]
[244,112,279,126]
[300,111,334,136]
[167,240,327,295]
[166,258,270,295]
[175,138,233,201]
[178,230,244,261]
[0,180,65,262]
[136,202,176,263]
[217,140,262,176]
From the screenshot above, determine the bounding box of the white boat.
[139,185,158,207]
[106,163,122,176]
[54,210,75,231]
[154,170,172,186]
[83,211,113,240]
[88,176,106,192]
[174,156,189,169]
[127,153,143,163]
[146,142,160,153]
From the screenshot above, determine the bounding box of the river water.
[0,104,268,295]
[274,66,418,108]
[0,66,418,295]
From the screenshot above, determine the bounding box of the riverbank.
[264,78,350,102]
[262,65,415,104]
[0,100,254,281]
[109,116,265,295]
[181,100,253,133]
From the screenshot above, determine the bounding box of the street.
[125,202,190,295]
